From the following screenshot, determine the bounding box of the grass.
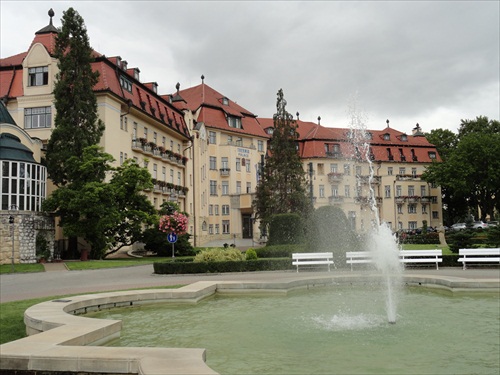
[0,285,183,345]
[0,263,45,274]
[400,243,452,254]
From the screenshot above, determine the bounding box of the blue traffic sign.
[167,232,178,243]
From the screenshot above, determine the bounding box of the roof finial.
[175,82,180,94]
[296,112,300,120]
[48,8,55,25]
[201,74,205,83]
[386,119,390,128]
[317,116,321,125]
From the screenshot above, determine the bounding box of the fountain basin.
[0,273,498,374]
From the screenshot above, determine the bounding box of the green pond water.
[87,286,500,374]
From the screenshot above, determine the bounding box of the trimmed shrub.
[402,232,440,245]
[446,230,476,253]
[306,206,360,265]
[245,248,258,260]
[141,227,195,257]
[254,244,306,258]
[267,213,305,246]
[153,258,294,274]
[194,248,245,262]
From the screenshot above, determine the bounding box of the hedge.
[253,244,306,258]
[153,258,294,274]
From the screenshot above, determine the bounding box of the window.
[221,157,229,169]
[210,180,217,196]
[222,181,229,195]
[428,152,436,159]
[222,220,230,234]
[222,204,230,215]
[153,132,157,144]
[246,160,251,173]
[408,221,417,230]
[170,169,174,183]
[28,66,48,86]
[385,185,391,198]
[209,224,214,235]
[422,205,428,214]
[432,211,439,219]
[209,156,217,170]
[246,182,251,193]
[344,185,350,198]
[317,163,324,175]
[228,116,242,129]
[396,185,402,197]
[144,127,148,139]
[236,158,241,171]
[343,164,350,176]
[162,166,166,181]
[162,136,166,148]
[383,133,390,141]
[215,224,220,234]
[397,204,403,214]
[152,164,157,179]
[319,185,325,198]
[177,171,181,185]
[408,186,415,196]
[408,204,417,214]
[236,137,243,146]
[24,107,51,129]
[420,185,426,196]
[119,76,132,92]
[133,122,138,139]
[399,167,406,175]
[214,205,219,215]
[330,164,338,173]
[388,167,393,175]
[202,221,207,231]
[401,134,408,141]
[331,185,339,197]
[208,131,216,144]
[411,168,417,177]
[355,166,362,176]
[222,97,229,105]
[258,140,264,152]
[209,205,214,215]
[236,181,241,194]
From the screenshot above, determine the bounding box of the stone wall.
[0,212,55,265]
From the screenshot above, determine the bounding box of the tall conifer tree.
[253,89,311,234]
[45,7,104,186]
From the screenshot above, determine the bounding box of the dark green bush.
[446,230,476,253]
[254,244,306,258]
[267,213,305,245]
[141,228,195,257]
[486,226,500,247]
[403,233,440,244]
[153,258,293,274]
[306,206,360,265]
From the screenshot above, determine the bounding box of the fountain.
[346,97,403,323]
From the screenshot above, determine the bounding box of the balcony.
[220,168,231,177]
[325,151,343,159]
[395,196,405,204]
[396,174,421,181]
[358,175,381,185]
[327,172,343,183]
[328,195,344,205]
[131,139,187,167]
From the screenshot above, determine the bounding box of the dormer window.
[401,134,408,141]
[222,97,229,106]
[228,116,242,129]
[28,66,49,86]
[120,76,132,92]
[266,127,274,135]
[383,133,390,141]
[428,151,436,159]
[133,68,140,80]
[365,132,373,140]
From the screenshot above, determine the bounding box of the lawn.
[400,244,452,254]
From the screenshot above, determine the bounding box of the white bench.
[345,250,442,270]
[346,251,373,271]
[292,252,335,272]
[399,250,442,270]
[458,248,500,270]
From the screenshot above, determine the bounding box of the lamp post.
[8,204,19,272]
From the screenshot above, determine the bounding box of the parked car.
[451,223,466,231]
[486,221,498,228]
[472,221,488,229]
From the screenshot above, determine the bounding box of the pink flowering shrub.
[159,211,189,235]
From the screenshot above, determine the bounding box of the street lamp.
[8,204,19,272]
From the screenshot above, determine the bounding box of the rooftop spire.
[36,8,59,34]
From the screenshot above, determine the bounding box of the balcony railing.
[325,151,343,159]
[131,139,187,167]
[327,172,343,183]
[358,175,381,185]
[328,195,344,205]
[220,168,230,177]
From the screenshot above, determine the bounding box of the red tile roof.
[174,83,269,138]
[0,28,190,139]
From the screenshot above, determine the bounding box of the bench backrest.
[399,250,441,257]
[459,248,500,256]
[292,252,333,260]
[346,251,372,259]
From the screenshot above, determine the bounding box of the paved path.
[1,265,498,303]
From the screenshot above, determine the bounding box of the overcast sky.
[1,1,499,135]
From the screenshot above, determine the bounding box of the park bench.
[346,251,373,271]
[399,249,442,270]
[458,248,500,270]
[345,249,442,270]
[292,252,335,272]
